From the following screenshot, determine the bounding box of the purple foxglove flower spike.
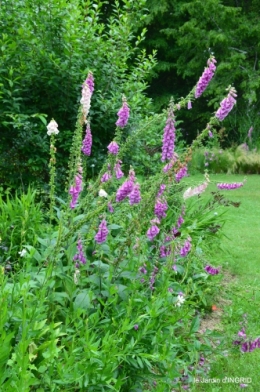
[101,171,112,183]
[204,265,220,275]
[73,238,86,266]
[175,166,188,182]
[116,180,134,202]
[147,225,160,241]
[215,86,237,121]
[161,106,176,162]
[95,219,109,244]
[69,167,83,209]
[82,123,92,156]
[81,71,94,122]
[195,56,217,98]
[154,199,168,219]
[129,183,141,205]
[217,182,245,190]
[107,141,119,155]
[116,96,130,128]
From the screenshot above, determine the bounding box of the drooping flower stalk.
[107,141,119,155]
[69,166,83,209]
[195,56,217,98]
[217,181,245,190]
[82,123,92,156]
[116,96,130,128]
[204,265,219,275]
[95,219,109,244]
[161,104,176,162]
[215,86,237,121]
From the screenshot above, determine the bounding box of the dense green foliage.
[0,0,156,189]
[142,0,260,143]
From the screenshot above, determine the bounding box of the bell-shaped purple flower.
[116,180,134,202]
[154,199,168,219]
[175,166,188,183]
[147,225,160,241]
[215,86,237,121]
[195,57,217,98]
[69,167,83,209]
[107,141,119,155]
[114,160,124,179]
[116,96,130,128]
[95,219,109,244]
[204,265,220,275]
[129,183,141,205]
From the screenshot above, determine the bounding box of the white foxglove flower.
[74,269,80,285]
[18,249,27,257]
[99,189,108,198]
[47,119,59,136]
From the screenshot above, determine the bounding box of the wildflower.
[175,166,188,182]
[176,103,181,110]
[129,183,141,205]
[204,265,219,275]
[183,181,209,199]
[161,106,176,162]
[116,96,130,128]
[98,189,108,198]
[18,249,27,257]
[133,324,139,330]
[114,160,124,179]
[240,384,248,388]
[101,165,112,183]
[205,162,209,167]
[82,123,92,156]
[107,141,119,155]
[149,266,159,290]
[175,293,185,307]
[215,86,237,121]
[73,269,80,284]
[116,180,134,202]
[73,238,86,266]
[69,167,83,209]
[147,225,160,241]
[95,219,109,244]
[217,182,244,190]
[157,184,166,198]
[154,199,168,219]
[107,201,114,213]
[238,328,246,339]
[47,119,59,136]
[187,100,192,109]
[208,130,213,138]
[180,238,191,257]
[139,266,147,274]
[81,72,94,122]
[195,56,217,98]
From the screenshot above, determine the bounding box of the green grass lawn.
[184,174,260,391]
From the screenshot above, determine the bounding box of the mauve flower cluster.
[161,107,176,162]
[69,167,83,209]
[73,238,86,267]
[114,160,124,179]
[233,322,260,353]
[204,265,219,275]
[215,86,237,121]
[116,168,141,205]
[217,182,244,190]
[116,97,130,128]
[180,238,191,257]
[101,165,112,183]
[95,219,109,244]
[175,166,188,182]
[147,225,160,241]
[107,141,119,155]
[195,56,217,98]
[154,199,168,219]
[82,123,92,156]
